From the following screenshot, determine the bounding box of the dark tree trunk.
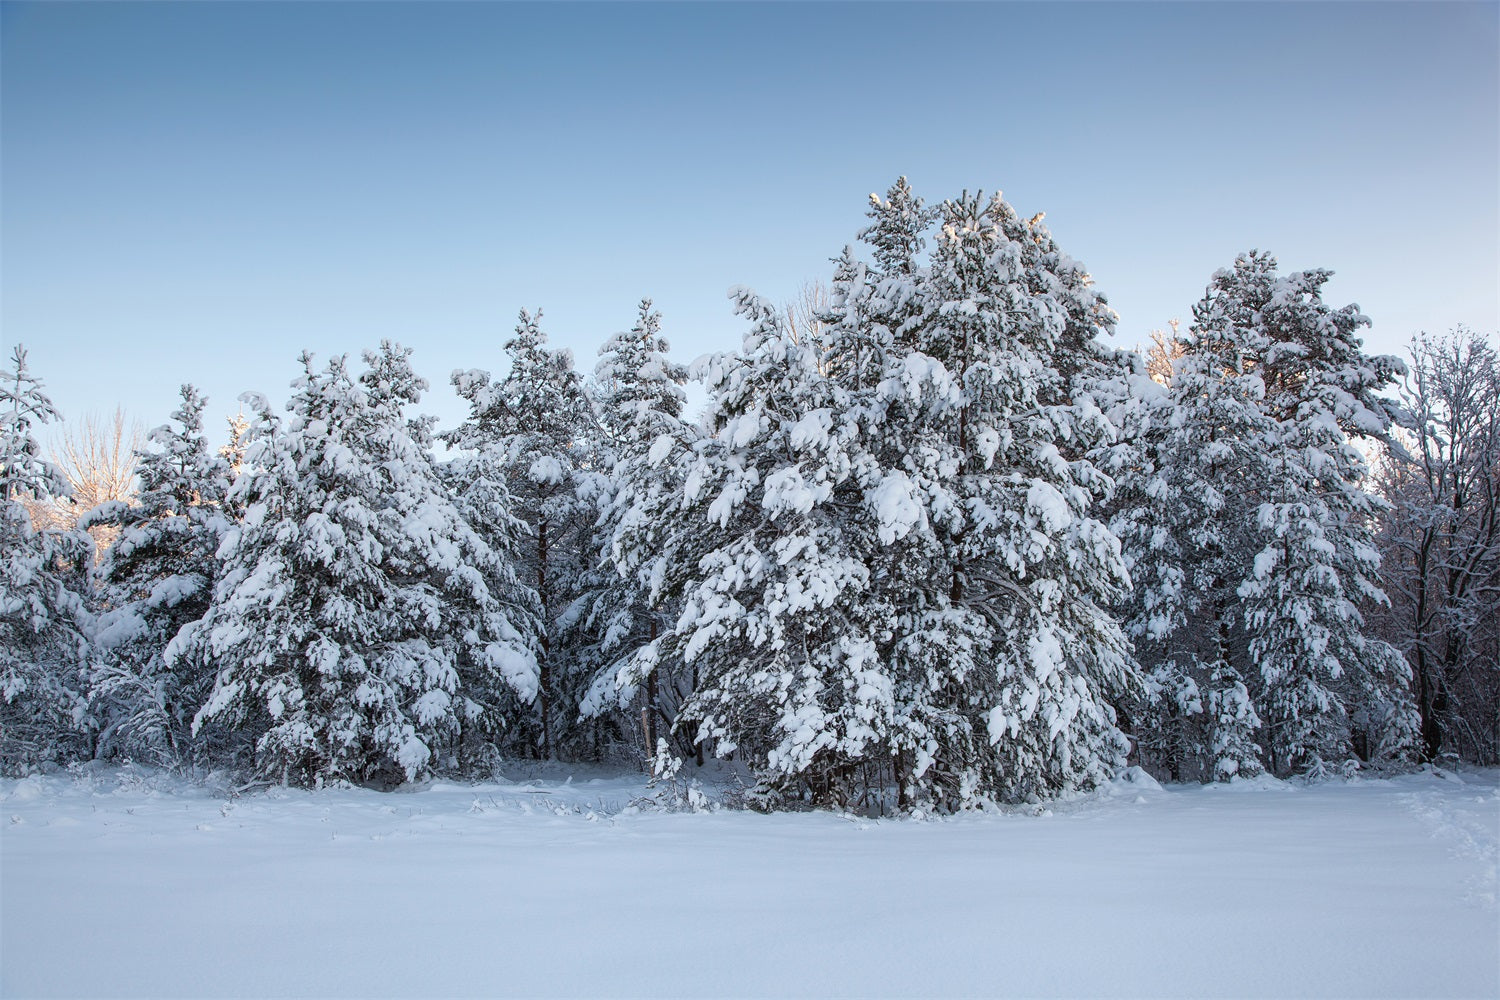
[895,751,910,811]
[537,518,552,761]
[691,663,704,767]
[645,618,658,757]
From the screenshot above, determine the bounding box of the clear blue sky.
[4,1,1496,440]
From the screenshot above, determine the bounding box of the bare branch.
[48,406,144,556]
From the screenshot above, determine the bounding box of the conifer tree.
[859,175,936,277]
[1222,256,1415,773]
[179,345,539,785]
[0,346,92,766]
[1120,253,1416,778]
[573,300,696,761]
[641,182,1141,810]
[444,310,599,759]
[643,288,889,805]
[874,191,1138,804]
[85,385,234,762]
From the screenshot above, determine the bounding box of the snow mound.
[1084,765,1166,804]
[1112,765,1163,792]
[2,775,47,803]
[1198,771,1295,793]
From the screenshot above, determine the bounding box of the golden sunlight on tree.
[44,406,143,556]
[219,410,250,480]
[1144,319,1185,386]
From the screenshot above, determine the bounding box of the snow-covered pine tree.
[178,345,539,786]
[651,182,1139,810]
[859,175,936,278]
[219,410,250,490]
[444,310,599,760]
[638,287,889,806]
[85,385,234,763]
[0,345,93,768]
[437,446,540,771]
[871,190,1138,805]
[572,300,697,762]
[837,176,936,396]
[1117,290,1279,781]
[819,247,889,397]
[1221,254,1415,773]
[1115,254,1416,781]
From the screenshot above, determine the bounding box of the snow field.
[2,766,1496,999]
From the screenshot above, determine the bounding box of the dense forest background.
[3,180,1495,811]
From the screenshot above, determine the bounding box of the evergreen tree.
[1118,293,1277,780]
[444,310,599,759]
[644,288,890,805]
[0,346,92,767]
[85,385,234,763]
[178,345,539,785]
[859,175,936,277]
[640,182,1141,810]
[873,191,1138,805]
[1224,256,1415,773]
[1121,253,1416,779]
[573,300,696,762]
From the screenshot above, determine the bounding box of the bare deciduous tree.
[784,281,829,352]
[219,410,250,481]
[1144,319,1184,386]
[45,407,143,557]
[1373,327,1500,763]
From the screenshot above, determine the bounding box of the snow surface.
[2,765,1496,999]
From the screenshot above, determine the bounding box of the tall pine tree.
[86,385,235,763]
[573,300,697,762]
[0,346,92,767]
[1120,252,1416,779]
[637,181,1142,810]
[643,288,890,805]
[444,310,599,759]
[179,345,539,785]
[1226,256,1415,773]
[874,190,1138,805]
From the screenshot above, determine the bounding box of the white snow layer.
[871,471,925,544]
[2,765,1495,998]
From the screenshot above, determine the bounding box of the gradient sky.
[4,1,1497,441]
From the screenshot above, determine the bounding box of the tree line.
[3,179,1495,810]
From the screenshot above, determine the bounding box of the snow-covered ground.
[3,764,1496,999]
